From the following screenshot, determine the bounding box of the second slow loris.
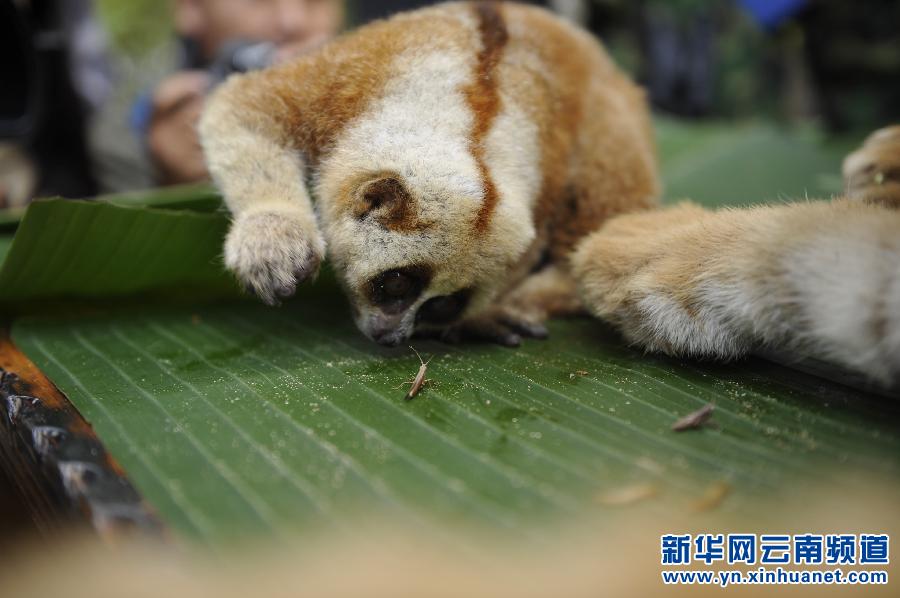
[199,2,900,385]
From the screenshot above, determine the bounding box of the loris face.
[316,167,533,347]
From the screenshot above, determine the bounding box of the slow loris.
[199,1,900,386]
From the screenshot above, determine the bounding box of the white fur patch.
[780,228,900,383]
[316,42,540,319]
[316,49,482,283]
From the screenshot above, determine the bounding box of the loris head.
[314,147,535,347]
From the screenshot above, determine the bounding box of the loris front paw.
[224,207,325,305]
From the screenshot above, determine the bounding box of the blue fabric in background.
[129,92,154,137]
[737,0,808,30]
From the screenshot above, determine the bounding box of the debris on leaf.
[594,483,659,507]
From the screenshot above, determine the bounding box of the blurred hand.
[147,71,211,185]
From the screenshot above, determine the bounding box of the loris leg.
[199,70,325,305]
[441,266,584,347]
[571,199,900,385]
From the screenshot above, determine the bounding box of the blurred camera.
[207,40,278,87]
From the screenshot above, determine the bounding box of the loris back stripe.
[464,1,509,234]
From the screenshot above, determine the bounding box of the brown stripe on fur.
[464,1,509,234]
[485,6,659,264]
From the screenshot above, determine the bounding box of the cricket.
[671,403,716,432]
[400,346,432,401]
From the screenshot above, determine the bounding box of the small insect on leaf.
[401,346,432,401]
[671,403,715,432]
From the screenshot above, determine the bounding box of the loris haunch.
[199,1,900,386]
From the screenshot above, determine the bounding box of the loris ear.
[355,176,410,218]
[353,175,432,232]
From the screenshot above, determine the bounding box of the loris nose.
[369,314,408,347]
[374,331,403,347]
[372,326,409,347]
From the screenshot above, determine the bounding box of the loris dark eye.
[382,271,412,298]
[417,289,472,325]
[367,266,431,314]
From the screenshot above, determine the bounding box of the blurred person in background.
[141,0,345,186]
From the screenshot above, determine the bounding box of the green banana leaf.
[0,198,234,309]
[5,121,895,546]
[13,301,900,544]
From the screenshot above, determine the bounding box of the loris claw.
[224,207,324,305]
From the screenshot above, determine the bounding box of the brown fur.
[573,196,900,383]
[499,6,659,263]
[465,1,510,234]
[221,9,476,165]
[469,5,660,327]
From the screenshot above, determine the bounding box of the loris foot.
[436,265,582,347]
[224,207,325,305]
[843,125,900,209]
[439,308,549,348]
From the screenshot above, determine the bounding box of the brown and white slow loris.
[199,2,900,386]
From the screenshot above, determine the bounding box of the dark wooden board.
[0,332,165,541]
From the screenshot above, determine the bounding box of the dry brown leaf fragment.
[690,480,732,512]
